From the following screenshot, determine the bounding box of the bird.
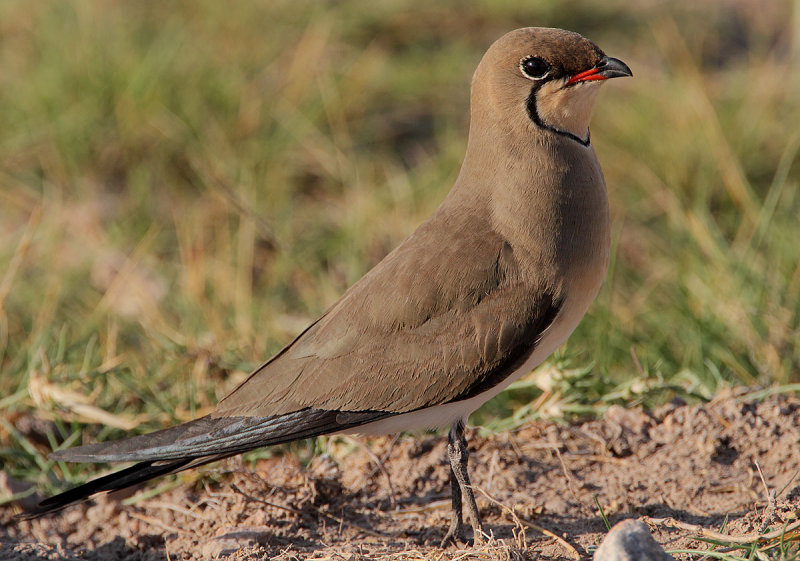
[25,27,631,545]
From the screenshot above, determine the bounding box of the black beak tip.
[598,56,633,79]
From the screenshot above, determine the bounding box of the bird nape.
[23,27,630,546]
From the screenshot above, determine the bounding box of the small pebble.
[594,519,674,561]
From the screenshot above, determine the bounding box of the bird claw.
[440,513,486,547]
[440,513,465,547]
[440,528,460,548]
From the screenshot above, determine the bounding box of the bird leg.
[441,420,484,546]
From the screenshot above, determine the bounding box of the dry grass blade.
[27,369,142,431]
[646,516,800,545]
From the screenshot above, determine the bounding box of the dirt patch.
[3,388,800,559]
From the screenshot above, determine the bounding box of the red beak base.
[567,56,633,85]
[566,67,605,85]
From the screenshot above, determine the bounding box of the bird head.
[470,27,632,146]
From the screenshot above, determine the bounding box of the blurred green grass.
[1,0,799,491]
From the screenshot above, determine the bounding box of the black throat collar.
[525,87,591,147]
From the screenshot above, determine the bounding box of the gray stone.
[594,519,674,561]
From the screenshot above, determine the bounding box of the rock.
[594,519,674,561]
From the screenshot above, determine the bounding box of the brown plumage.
[26,27,631,545]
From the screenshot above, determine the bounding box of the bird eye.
[520,56,550,79]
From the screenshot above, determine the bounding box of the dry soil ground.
[3,388,800,560]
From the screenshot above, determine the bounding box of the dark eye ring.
[520,56,550,79]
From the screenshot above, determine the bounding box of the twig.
[472,485,581,560]
[553,445,584,511]
[755,460,775,508]
[129,512,187,535]
[149,500,211,520]
[394,498,450,514]
[778,469,800,499]
[630,346,645,377]
[486,450,499,494]
[474,485,525,550]
[377,433,400,470]
[646,516,800,544]
[344,435,398,508]
[231,482,312,517]
[754,459,777,533]
[230,483,385,538]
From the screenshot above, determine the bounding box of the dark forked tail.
[19,458,196,519]
[19,408,392,519]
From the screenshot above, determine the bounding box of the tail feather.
[19,453,236,519]
[20,458,192,519]
[48,409,389,463]
[21,407,392,518]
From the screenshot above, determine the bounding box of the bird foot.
[440,510,486,547]
[441,421,487,547]
[440,518,463,548]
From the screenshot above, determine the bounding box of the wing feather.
[216,204,563,418]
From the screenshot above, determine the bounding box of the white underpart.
[338,285,600,436]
